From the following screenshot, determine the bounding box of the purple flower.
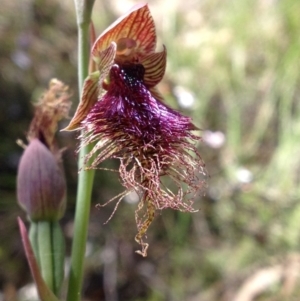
[65,4,206,256]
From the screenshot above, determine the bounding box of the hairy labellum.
[82,63,206,256]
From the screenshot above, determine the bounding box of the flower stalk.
[66,0,95,300]
[29,221,65,295]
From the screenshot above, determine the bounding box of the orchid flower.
[65,4,206,256]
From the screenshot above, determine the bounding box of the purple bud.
[17,139,66,221]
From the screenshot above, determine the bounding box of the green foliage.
[154,0,300,299]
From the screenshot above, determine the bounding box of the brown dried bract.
[28,79,71,154]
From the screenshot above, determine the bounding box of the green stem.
[37,222,54,292]
[67,0,95,300]
[30,221,65,296]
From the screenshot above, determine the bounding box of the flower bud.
[17,139,66,221]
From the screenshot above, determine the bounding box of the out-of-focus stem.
[29,221,65,296]
[66,0,95,300]
[37,222,54,292]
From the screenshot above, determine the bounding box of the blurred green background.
[1,0,300,300]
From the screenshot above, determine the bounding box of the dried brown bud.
[28,78,71,151]
[17,139,66,221]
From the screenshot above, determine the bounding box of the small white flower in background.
[203,130,225,148]
[11,50,31,70]
[18,283,39,301]
[174,85,195,108]
[236,168,253,184]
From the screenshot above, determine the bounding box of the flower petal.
[63,71,99,131]
[64,42,116,131]
[88,21,97,73]
[93,41,117,69]
[92,4,156,59]
[142,45,167,87]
